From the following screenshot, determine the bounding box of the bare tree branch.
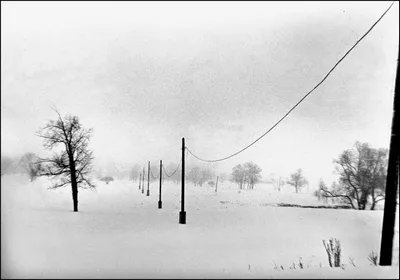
[36,108,96,211]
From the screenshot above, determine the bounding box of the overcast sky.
[1,1,399,187]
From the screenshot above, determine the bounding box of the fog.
[1,1,398,187]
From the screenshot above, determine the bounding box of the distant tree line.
[1,152,41,181]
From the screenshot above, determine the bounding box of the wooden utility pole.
[215,176,219,192]
[147,161,150,196]
[179,138,186,224]
[379,47,399,266]
[158,160,162,209]
[278,177,281,192]
[142,167,145,194]
[139,172,141,190]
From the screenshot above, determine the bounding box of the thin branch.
[320,187,356,209]
[47,180,70,190]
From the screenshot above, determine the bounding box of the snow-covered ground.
[1,174,399,279]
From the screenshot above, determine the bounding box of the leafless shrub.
[348,256,356,267]
[367,251,378,266]
[298,257,304,269]
[323,238,341,267]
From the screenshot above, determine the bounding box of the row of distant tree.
[2,140,390,213]
[1,153,41,181]
[128,162,260,188]
[1,106,392,212]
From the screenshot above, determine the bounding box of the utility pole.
[158,160,162,209]
[279,177,281,192]
[215,176,219,192]
[147,161,150,196]
[142,167,145,194]
[139,172,141,190]
[179,137,186,224]
[379,47,399,266]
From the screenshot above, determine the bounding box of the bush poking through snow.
[348,256,356,267]
[273,257,305,271]
[323,238,341,267]
[368,251,378,266]
[298,257,304,269]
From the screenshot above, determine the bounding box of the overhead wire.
[150,169,160,180]
[186,1,396,163]
[162,159,181,178]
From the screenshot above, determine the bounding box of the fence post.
[215,176,219,192]
[139,172,141,190]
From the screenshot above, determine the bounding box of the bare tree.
[188,166,200,186]
[231,162,262,190]
[314,179,330,203]
[19,152,41,181]
[36,108,95,212]
[318,142,388,210]
[287,168,308,193]
[231,164,245,190]
[244,162,262,189]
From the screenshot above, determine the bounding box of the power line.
[162,160,181,178]
[186,1,395,163]
[150,169,160,180]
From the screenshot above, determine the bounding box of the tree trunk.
[72,187,78,212]
[69,157,78,212]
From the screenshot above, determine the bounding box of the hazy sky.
[1,1,399,187]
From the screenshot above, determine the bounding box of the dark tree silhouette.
[231,164,246,190]
[287,168,308,193]
[243,162,262,189]
[231,162,262,190]
[317,142,388,210]
[36,108,95,212]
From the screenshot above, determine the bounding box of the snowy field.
[1,174,399,279]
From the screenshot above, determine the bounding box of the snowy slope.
[1,174,399,278]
